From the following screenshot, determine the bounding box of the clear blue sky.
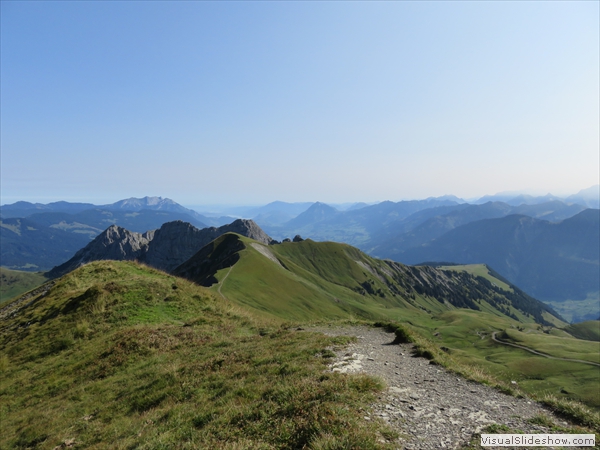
[1,1,598,205]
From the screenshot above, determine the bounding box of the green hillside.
[0,267,47,304]
[175,235,562,326]
[0,261,393,449]
[566,320,600,342]
[174,235,600,409]
[437,264,513,292]
[2,237,598,450]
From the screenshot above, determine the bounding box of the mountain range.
[40,219,563,327]
[0,197,234,271]
[2,191,598,448]
[3,250,597,448]
[2,196,203,220]
[1,189,598,321]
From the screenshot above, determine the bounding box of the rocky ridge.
[47,219,275,278]
[311,326,586,450]
[46,225,153,278]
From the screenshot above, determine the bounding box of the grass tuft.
[540,394,600,432]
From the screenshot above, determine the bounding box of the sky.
[1,1,598,206]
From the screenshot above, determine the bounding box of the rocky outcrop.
[144,219,274,272]
[143,221,211,272]
[47,225,152,278]
[47,219,275,278]
[223,219,275,246]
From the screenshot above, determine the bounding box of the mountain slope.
[174,233,563,325]
[0,203,211,271]
[0,196,208,223]
[566,185,600,209]
[0,268,47,303]
[0,217,92,271]
[0,201,96,218]
[27,208,207,234]
[46,225,154,278]
[397,210,599,317]
[283,202,340,229]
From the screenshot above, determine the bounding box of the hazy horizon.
[2,2,598,206]
[1,184,598,211]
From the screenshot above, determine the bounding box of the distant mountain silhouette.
[368,201,587,257]
[283,202,339,229]
[0,201,97,218]
[565,185,600,209]
[262,197,463,244]
[0,196,215,226]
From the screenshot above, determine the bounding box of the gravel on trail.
[308,325,591,450]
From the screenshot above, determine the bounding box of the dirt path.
[492,332,600,367]
[309,325,587,450]
[217,266,233,298]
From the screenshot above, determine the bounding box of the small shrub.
[393,326,414,344]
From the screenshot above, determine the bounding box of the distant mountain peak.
[108,196,177,209]
[425,195,465,203]
[283,202,339,229]
[310,201,337,210]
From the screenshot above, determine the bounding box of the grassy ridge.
[3,238,598,448]
[500,328,600,363]
[0,267,47,304]
[0,261,395,449]
[215,237,418,321]
[201,236,596,409]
